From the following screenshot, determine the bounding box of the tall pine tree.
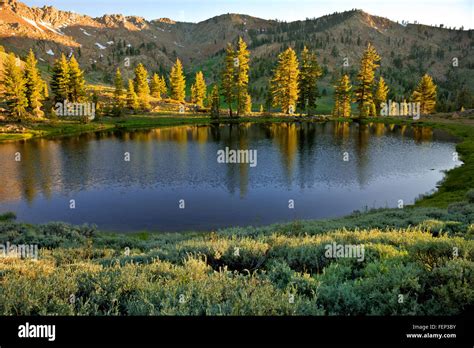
[374,77,389,116]
[190,71,207,108]
[150,73,166,100]
[235,37,250,116]
[113,68,124,115]
[354,43,380,117]
[2,53,28,118]
[221,43,236,117]
[271,47,300,114]
[68,55,85,103]
[134,63,150,110]
[51,53,70,103]
[298,46,322,115]
[126,79,139,111]
[333,74,352,117]
[169,59,186,102]
[24,49,45,117]
[412,74,437,114]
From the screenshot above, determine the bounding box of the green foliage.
[354,43,380,117]
[51,54,70,104]
[169,59,186,103]
[68,55,86,103]
[133,63,150,110]
[0,202,473,315]
[2,53,28,118]
[24,49,45,118]
[333,74,352,117]
[298,46,322,115]
[271,47,300,114]
[412,74,437,114]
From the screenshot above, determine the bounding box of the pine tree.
[134,63,150,109]
[150,73,163,100]
[51,53,70,103]
[2,53,28,118]
[68,55,85,103]
[354,43,380,117]
[298,46,322,115]
[159,76,167,98]
[210,85,220,119]
[235,37,250,116]
[169,59,186,102]
[412,74,437,114]
[374,77,389,116]
[190,71,206,108]
[126,79,139,111]
[221,43,236,117]
[271,47,300,114]
[114,68,124,99]
[24,49,45,117]
[113,68,124,115]
[333,74,352,117]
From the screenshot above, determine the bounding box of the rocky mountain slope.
[0,0,473,109]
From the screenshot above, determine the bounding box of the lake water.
[0,122,461,232]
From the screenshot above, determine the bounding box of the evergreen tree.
[134,63,150,109]
[210,85,220,119]
[24,49,45,117]
[113,68,124,115]
[126,79,139,111]
[271,47,300,114]
[190,71,207,108]
[221,43,236,117]
[354,43,380,117]
[235,37,250,116]
[298,46,322,115]
[150,73,163,100]
[2,53,28,118]
[411,74,437,114]
[333,74,352,117]
[374,77,389,116]
[51,53,70,103]
[68,55,85,103]
[114,68,124,99]
[169,59,186,102]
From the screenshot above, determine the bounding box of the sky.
[22,0,473,29]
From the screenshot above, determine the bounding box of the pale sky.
[23,0,473,29]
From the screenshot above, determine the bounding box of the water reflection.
[0,122,460,231]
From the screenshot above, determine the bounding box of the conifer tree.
[113,68,124,115]
[235,37,250,116]
[221,43,236,117]
[134,63,150,109]
[2,53,28,118]
[114,68,124,99]
[150,73,164,100]
[51,53,70,103]
[298,46,322,115]
[412,74,437,114]
[24,49,45,117]
[190,71,207,108]
[68,55,85,103]
[271,47,300,114]
[126,79,139,111]
[333,74,352,117]
[354,43,380,117]
[210,85,220,119]
[374,77,389,116]
[169,59,186,102]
